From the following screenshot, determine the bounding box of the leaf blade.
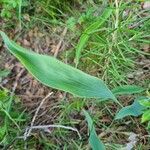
[75,8,112,66]
[112,85,145,95]
[0,31,115,100]
[141,110,150,123]
[115,97,146,120]
[83,110,105,150]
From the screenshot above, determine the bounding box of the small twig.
[30,92,53,128]
[54,27,67,57]
[23,92,53,140]
[19,92,81,141]
[18,91,81,141]
[18,124,81,140]
[24,124,81,140]
[12,69,25,94]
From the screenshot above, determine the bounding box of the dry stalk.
[23,92,53,140]
[54,27,67,57]
[20,92,81,141]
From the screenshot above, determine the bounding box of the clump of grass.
[0,88,27,148]
[72,1,150,87]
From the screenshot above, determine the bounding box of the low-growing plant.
[0,0,149,149]
[1,30,118,149]
[0,89,27,147]
[0,69,27,147]
[0,0,20,18]
[0,0,28,25]
[1,31,148,149]
[114,85,150,125]
[115,91,150,129]
[140,96,150,125]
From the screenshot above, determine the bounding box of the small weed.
[1,30,150,149]
[0,0,150,149]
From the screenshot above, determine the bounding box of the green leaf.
[0,31,115,100]
[141,110,150,123]
[0,90,9,101]
[112,85,145,95]
[115,97,146,120]
[75,8,112,66]
[139,98,150,107]
[0,125,6,140]
[83,110,105,150]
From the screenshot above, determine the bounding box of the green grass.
[0,0,150,149]
[73,1,150,87]
[0,88,28,148]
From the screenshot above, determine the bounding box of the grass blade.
[0,31,115,100]
[75,8,112,66]
[83,110,105,150]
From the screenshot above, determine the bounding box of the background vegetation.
[0,0,150,149]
